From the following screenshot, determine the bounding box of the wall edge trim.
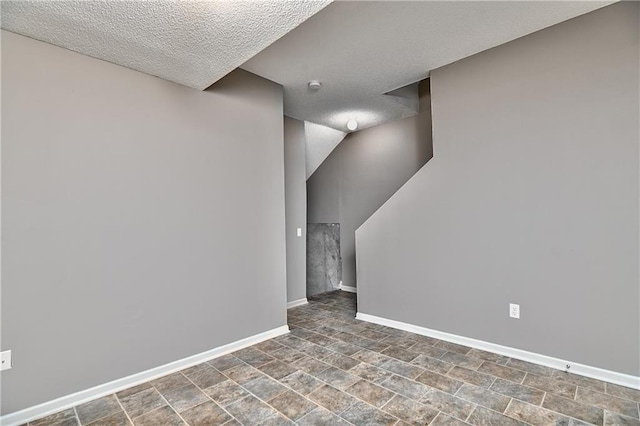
[339,284,357,293]
[356,312,639,390]
[1,325,290,426]
[287,298,308,309]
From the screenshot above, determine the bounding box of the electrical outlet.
[1,350,12,371]
[297,228,302,237]
[509,303,520,319]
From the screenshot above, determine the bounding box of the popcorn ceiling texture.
[0,0,331,90]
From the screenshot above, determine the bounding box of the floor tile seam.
[153,387,199,426]
[537,394,604,426]
[307,375,404,424]
[113,391,135,426]
[471,403,539,426]
[76,395,123,426]
[179,371,241,425]
[428,411,473,426]
[73,406,81,426]
[601,385,640,404]
[577,384,640,408]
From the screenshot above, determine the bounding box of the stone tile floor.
[23,291,640,425]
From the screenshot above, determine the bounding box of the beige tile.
[223,363,264,384]
[258,360,298,380]
[30,409,78,426]
[523,373,577,399]
[292,356,331,375]
[349,362,394,384]
[381,394,439,425]
[308,384,359,414]
[419,389,475,421]
[415,370,464,394]
[380,359,424,379]
[552,371,606,393]
[607,383,640,403]
[225,395,278,424]
[477,362,526,383]
[163,384,209,413]
[489,378,545,405]
[380,374,430,401]
[467,406,529,426]
[381,346,419,363]
[243,375,288,401]
[119,388,165,419]
[268,390,317,421]
[576,387,639,419]
[346,380,396,407]
[339,401,398,426]
[542,393,604,425]
[116,383,153,400]
[279,370,324,395]
[440,352,484,370]
[314,366,361,390]
[506,359,556,377]
[447,366,495,388]
[132,406,184,426]
[466,349,510,365]
[604,411,640,426]
[296,407,352,425]
[434,341,472,355]
[76,395,122,425]
[429,412,470,426]
[207,354,242,371]
[321,352,360,370]
[151,373,191,394]
[455,383,511,412]
[86,411,131,426]
[411,354,454,375]
[179,401,231,426]
[203,380,249,406]
[504,399,571,425]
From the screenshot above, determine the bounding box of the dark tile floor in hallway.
[24,291,640,426]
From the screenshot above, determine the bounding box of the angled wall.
[356,2,639,377]
[307,81,433,290]
[1,31,287,414]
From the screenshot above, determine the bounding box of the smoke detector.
[308,81,322,91]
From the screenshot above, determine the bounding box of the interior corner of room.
[1,0,639,423]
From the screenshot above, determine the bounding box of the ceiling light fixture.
[346,119,358,131]
[308,81,322,91]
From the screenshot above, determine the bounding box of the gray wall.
[1,31,287,414]
[284,117,307,303]
[307,82,433,289]
[356,2,639,376]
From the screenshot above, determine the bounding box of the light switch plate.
[297,228,302,237]
[1,350,12,371]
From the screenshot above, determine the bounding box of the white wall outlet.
[1,350,12,371]
[509,303,520,319]
[296,228,302,237]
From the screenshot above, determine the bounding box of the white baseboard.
[1,325,290,426]
[287,298,308,309]
[356,312,640,390]
[339,284,357,293]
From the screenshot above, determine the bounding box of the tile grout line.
[113,393,135,426]
[153,382,196,426]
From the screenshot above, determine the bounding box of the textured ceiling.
[242,1,615,131]
[0,0,331,90]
